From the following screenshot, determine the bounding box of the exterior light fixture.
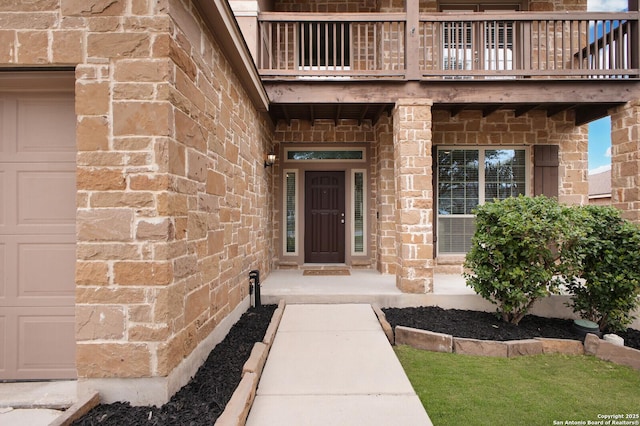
[264,152,276,168]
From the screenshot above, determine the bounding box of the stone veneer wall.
[611,100,640,223]
[374,114,396,274]
[432,109,589,205]
[0,0,274,397]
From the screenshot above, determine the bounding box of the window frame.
[351,169,367,256]
[283,169,299,256]
[436,145,530,255]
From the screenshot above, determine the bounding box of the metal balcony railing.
[257,11,640,80]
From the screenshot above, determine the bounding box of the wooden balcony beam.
[514,105,538,117]
[264,80,640,105]
[546,104,577,118]
[482,105,503,117]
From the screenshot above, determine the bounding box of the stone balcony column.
[611,99,640,223]
[392,99,434,293]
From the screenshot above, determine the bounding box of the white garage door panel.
[18,170,76,226]
[18,313,75,375]
[0,316,6,371]
[0,84,76,380]
[19,241,75,299]
[16,97,76,154]
[1,163,75,234]
[0,171,4,226]
[0,243,5,298]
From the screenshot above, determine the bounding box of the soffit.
[265,79,638,125]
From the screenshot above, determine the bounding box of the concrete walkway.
[246,304,432,426]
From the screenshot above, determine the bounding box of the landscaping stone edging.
[214,300,286,426]
[372,305,394,345]
[388,324,640,370]
[50,391,100,426]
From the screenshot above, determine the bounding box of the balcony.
[258,11,639,80]
[257,11,640,124]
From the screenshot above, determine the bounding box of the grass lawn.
[395,346,640,426]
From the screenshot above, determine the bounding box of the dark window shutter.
[533,145,559,198]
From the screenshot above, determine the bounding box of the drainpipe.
[249,269,261,309]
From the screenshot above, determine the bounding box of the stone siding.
[432,109,589,206]
[0,0,274,389]
[611,100,640,223]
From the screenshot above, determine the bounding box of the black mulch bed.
[72,304,639,425]
[383,306,640,351]
[73,305,277,426]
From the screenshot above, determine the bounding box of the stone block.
[207,170,226,195]
[115,59,172,82]
[76,343,151,378]
[505,339,543,357]
[263,307,284,347]
[52,30,83,64]
[76,305,125,340]
[584,333,600,356]
[536,338,585,356]
[136,218,173,241]
[372,305,394,345]
[396,326,452,353]
[76,81,110,115]
[77,209,133,242]
[61,0,125,16]
[76,261,109,286]
[17,31,48,64]
[453,337,508,357]
[113,261,172,286]
[87,33,150,58]
[595,341,640,371]
[242,342,268,375]
[214,372,257,426]
[77,116,110,151]
[112,101,171,136]
[77,168,125,190]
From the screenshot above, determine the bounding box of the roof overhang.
[193,0,269,112]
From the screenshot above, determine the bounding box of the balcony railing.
[257,12,640,80]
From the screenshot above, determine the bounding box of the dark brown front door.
[304,171,345,263]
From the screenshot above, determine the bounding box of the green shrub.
[563,205,640,333]
[464,195,579,325]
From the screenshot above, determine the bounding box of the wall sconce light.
[264,152,276,168]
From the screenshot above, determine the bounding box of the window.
[298,22,350,68]
[285,148,365,162]
[441,3,520,74]
[284,171,298,254]
[437,147,527,254]
[352,171,366,254]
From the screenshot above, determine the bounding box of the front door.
[304,171,345,263]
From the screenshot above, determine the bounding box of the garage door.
[0,76,76,380]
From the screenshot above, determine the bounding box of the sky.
[586,0,628,174]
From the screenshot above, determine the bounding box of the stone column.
[611,99,640,223]
[392,99,434,293]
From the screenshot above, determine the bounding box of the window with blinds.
[437,147,527,254]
